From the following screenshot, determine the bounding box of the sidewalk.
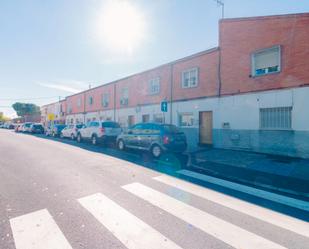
[188,148,309,198]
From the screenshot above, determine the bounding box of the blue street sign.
[161,101,168,112]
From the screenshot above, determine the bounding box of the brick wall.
[220,13,309,95]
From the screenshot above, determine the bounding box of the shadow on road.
[16,131,309,221]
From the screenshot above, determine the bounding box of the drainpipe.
[83,91,86,124]
[113,83,116,122]
[218,47,222,96]
[170,63,174,124]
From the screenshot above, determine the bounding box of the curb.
[185,154,309,199]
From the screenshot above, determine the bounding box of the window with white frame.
[182,68,198,88]
[77,98,81,107]
[149,77,160,95]
[88,96,93,105]
[252,46,281,76]
[102,93,109,107]
[153,113,164,123]
[260,107,292,130]
[179,113,194,127]
[120,87,129,106]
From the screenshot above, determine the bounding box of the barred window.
[260,107,292,130]
[179,113,194,127]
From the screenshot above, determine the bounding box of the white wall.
[66,86,309,131]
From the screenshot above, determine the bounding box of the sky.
[1,0,309,118]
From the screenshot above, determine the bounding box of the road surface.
[0,129,308,249]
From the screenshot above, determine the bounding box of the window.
[88,96,93,105]
[128,115,135,127]
[260,107,292,130]
[118,116,127,128]
[182,68,198,88]
[142,114,150,123]
[77,98,81,107]
[252,46,281,76]
[102,93,109,107]
[149,77,160,95]
[120,88,129,106]
[67,103,72,114]
[153,113,164,123]
[179,113,194,127]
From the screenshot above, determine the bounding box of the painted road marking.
[123,182,287,249]
[10,209,72,249]
[154,174,309,238]
[78,193,182,249]
[177,169,309,212]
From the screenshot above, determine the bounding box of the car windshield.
[102,122,120,128]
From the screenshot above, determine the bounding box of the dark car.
[117,123,187,158]
[30,123,45,134]
[49,124,67,137]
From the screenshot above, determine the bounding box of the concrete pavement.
[0,129,308,249]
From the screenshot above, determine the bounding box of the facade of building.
[41,100,66,127]
[42,13,309,158]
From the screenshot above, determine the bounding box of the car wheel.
[118,139,125,151]
[91,135,98,145]
[60,133,64,138]
[77,134,82,143]
[71,134,75,140]
[151,144,162,158]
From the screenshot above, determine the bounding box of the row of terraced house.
[41,13,309,158]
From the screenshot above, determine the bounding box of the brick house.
[43,13,309,158]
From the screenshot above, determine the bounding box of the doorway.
[199,111,213,145]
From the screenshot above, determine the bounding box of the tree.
[0,112,10,122]
[12,102,40,117]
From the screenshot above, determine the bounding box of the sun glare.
[95,0,147,54]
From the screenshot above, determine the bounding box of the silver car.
[60,124,84,140]
[77,121,122,145]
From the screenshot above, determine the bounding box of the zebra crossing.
[8,172,309,249]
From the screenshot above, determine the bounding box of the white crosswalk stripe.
[10,209,72,249]
[177,169,309,211]
[78,193,183,249]
[123,182,288,249]
[154,174,309,238]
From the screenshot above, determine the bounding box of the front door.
[199,111,213,145]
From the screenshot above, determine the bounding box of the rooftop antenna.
[215,0,224,19]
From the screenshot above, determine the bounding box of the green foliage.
[12,102,40,117]
[0,112,10,122]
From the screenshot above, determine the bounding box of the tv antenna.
[214,0,224,19]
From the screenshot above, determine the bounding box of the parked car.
[117,123,187,158]
[21,122,33,133]
[47,124,66,137]
[60,124,84,140]
[14,124,22,132]
[76,121,122,145]
[30,123,45,134]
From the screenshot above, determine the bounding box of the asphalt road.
[0,129,308,249]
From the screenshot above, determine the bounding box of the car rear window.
[162,124,182,134]
[33,125,42,128]
[102,122,120,128]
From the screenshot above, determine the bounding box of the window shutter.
[255,47,279,69]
